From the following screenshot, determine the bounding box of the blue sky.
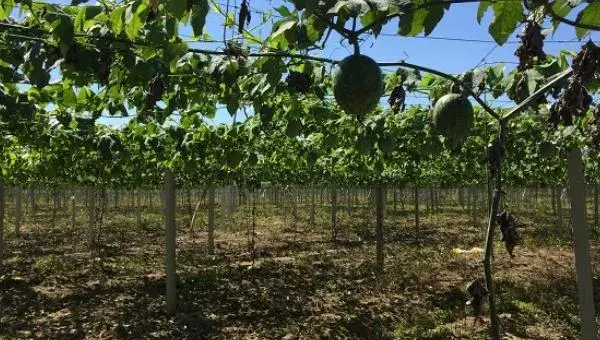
[27,1,598,127]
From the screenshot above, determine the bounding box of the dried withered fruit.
[64,43,78,65]
[286,71,312,94]
[487,138,504,178]
[496,210,520,257]
[145,75,165,109]
[549,79,593,127]
[238,0,251,34]
[388,85,406,113]
[572,41,600,84]
[548,41,599,130]
[224,41,249,58]
[98,51,112,85]
[591,104,600,150]
[466,278,488,317]
[515,21,546,71]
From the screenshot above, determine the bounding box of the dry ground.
[0,197,598,339]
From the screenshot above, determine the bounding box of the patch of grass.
[32,254,64,276]
[510,300,538,315]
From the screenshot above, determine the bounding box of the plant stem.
[483,125,504,340]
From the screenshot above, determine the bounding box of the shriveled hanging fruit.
[549,41,600,127]
[286,71,312,94]
[515,20,546,71]
[591,104,600,150]
[145,75,165,110]
[549,80,592,126]
[388,85,406,113]
[572,41,600,84]
[466,278,488,319]
[98,50,113,86]
[147,0,158,22]
[487,137,504,179]
[496,210,520,257]
[224,41,249,58]
[238,0,251,34]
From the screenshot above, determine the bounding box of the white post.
[208,186,215,254]
[0,179,4,259]
[15,186,22,236]
[219,188,225,229]
[87,188,96,251]
[375,185,384,275]
[567,148,597,340]
[135,189,142,228]
[164,171,177,316]
[71,194,76,229]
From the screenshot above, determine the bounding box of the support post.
[208,186,215,254]
[566,148,597,339]
[164,171,177,316]
[15,186,22,236]
[375,185,384,275]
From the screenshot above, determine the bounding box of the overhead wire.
[4,0,595,47]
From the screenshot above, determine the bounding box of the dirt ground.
[0,198,598,339]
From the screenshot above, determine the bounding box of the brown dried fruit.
[98,51,112,86]
[286,71,312,94]
[515,21,546,71]
[549,79,592,127]
[487,138,503,179]
[591,104,600,150]
[238,0,251,34]
[572,41,600,84]
[466,278,488,317]
[145,75,165,110]
[496,210,520,257]
[388,85,406,113]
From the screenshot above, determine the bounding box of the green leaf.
[275,5,292,17]
[52,17,75,47]
[575,2,600,39]
[398,9,427,36]
[63,85,77,106]
[477,1,491,23]
[0,0,14,21]
[125,3,148,40]
[423,4,444,36]
[165,0,187,19]
[488,1,524,45]
[550,0,570,30]
[166,17,178,39]
[190,0,210,37]
[71,0,89,5]
[271,20,296,41]
[74,7,86,31]
[328,0,370,17]
[525,69,544,95]
[110,6,126,35]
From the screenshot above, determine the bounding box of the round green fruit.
[432,93,474,147]
[537,141,557,159]
[333,54,384,119]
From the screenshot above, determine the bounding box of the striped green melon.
[432,94,474,147]
[333,54,384,119]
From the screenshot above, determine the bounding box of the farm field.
[1,0,600,339]
[0,188,598,339]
